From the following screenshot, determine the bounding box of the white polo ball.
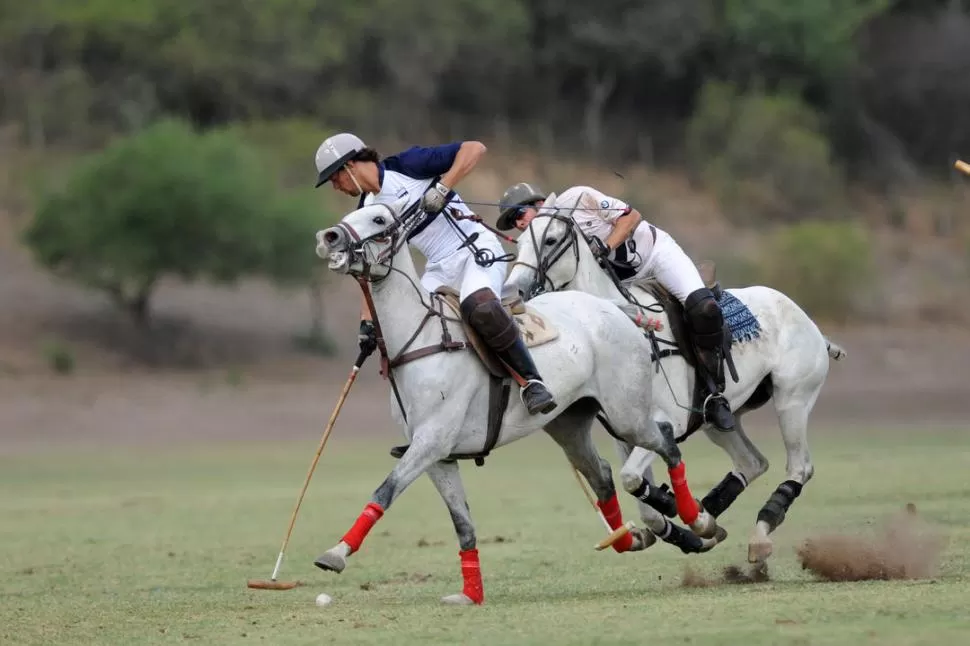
[315,592,333,607]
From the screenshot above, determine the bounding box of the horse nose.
[319,227,346,249]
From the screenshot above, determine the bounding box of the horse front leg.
[618,443,724,553]
[425,459,486,605]
[313,428,452,575]
[619,418,724,541]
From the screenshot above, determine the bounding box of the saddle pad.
[511,308,559,348]
[718,291,762,344]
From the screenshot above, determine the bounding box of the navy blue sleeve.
[382,142,462,179]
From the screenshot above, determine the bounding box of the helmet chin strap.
[345,164,365,196]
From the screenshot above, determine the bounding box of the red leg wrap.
[460,548,485,604]
[341,502,385,553]
[596,493,634,552]
[668,462,700,525]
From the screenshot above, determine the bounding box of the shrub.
[686,81,846,226]
[756,221,875,323]
[23,119,327,328]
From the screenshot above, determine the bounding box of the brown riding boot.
[460,287,557,416]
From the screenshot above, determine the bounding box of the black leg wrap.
[657,518,705,554]
[756,480,803,532]
[701,472,747,518]
[630,480,678,518]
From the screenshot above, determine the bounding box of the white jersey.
[555,185,657,271]
[360,144,503,264]
[553,185,704,302]
[360,144,508,300]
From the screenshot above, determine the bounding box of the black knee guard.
[684,288,724,351]
[460,288,518,352]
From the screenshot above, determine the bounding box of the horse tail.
[825,337,846,361]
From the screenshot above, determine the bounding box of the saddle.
[388,286,559,466]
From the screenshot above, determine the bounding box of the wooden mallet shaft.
[570,467,634,551]
[956,159,970,176]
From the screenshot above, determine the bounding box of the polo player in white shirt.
[314,133,556,415]
[497,182,735,431]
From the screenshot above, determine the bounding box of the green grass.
[3,429,970,645]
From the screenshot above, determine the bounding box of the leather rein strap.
[355,276,471,424]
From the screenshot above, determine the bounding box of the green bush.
[41,340,76,375]
[756,221,874,323]
[686,81,846,226]
[23,119,327,328]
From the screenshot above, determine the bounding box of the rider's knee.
[460,288,516,350]
[684,288,722,330]
[684,288,724,349]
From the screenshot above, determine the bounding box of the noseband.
[336,201,425,284]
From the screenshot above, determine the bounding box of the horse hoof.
[441,593,477,606]
[628,527,657,552]
[714,525,729,543]
[313,551,347,573]
[747,535,773,563]
[689,510,718,540]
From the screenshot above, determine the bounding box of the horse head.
[507,190,605,300]
[315,194,417,282]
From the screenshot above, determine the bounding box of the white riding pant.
[421,239,512,302]
[626,229,705,304]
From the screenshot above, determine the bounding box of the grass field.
[3,428,970,645]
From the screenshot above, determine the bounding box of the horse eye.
[373,216,387,226]
[543,237,557,246]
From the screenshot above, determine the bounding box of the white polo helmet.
[314,133,366,188]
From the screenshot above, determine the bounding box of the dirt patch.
[680,562,770,588]
[796,504,946,582]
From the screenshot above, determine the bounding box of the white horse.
[312,196,725,605]
[506,192,846,563]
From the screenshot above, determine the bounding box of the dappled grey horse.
[311,196,723,605]
[507,191,846,563]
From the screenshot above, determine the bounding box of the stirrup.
[520,379,555,412]
[702,392,733,427]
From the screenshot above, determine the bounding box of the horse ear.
[537,191,558,216]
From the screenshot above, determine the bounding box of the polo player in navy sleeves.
[314,133,556,415]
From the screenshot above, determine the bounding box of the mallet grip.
[956,159,970,176]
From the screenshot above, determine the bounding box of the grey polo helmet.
[314,133,366,187]
[496,182,547,230]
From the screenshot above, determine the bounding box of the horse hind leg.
[748,393,817,563]
[544,401,654,553]
[424,460,485,605]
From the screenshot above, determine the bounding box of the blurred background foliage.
[1,0,969,351]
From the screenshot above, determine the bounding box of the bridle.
[510,211,584,298]
[326,201,473,424]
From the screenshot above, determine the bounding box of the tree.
[23,119,327,328]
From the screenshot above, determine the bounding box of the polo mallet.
[571,467,635,551]
[247,349,368,590]
[956,159,970,176]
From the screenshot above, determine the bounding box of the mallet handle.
[271,357,364,573]
[956,159,970,176]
